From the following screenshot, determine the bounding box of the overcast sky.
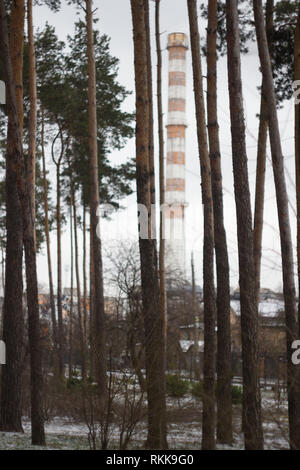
[33,0,296,293]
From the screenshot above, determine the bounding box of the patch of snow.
[179,340,204,352]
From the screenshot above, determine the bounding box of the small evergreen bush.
[191,381,243,404]
[166,374,189,397]
[232,385,243,404]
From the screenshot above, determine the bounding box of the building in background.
[164,32,188,277]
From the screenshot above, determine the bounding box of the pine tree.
[155,0,168,438]
[0,0,25,434]
[253,0,274,301]
[85,0,107,407]
[254,0,300,450]
[26,0,37,241]
[206,0,232,445]
[0,0,45,445]
[41,106,59,370]
[295,1,300,332]
[155,0,167,443]
[130,0,167,449]
[187,0,217,450]
[51,126,65,378]
[226,0,263,450]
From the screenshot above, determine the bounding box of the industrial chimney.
[165,32,188,277]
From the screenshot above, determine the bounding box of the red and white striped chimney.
[165,32,188,276]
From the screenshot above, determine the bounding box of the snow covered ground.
[0,385,290,450]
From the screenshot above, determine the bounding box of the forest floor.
[0,380,289,450]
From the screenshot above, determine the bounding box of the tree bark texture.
[131,0,167,449]
[226,0,263,450]
[85,0,107,404]
[0,0,25,434]
[187,0,217,450]
[206,0,232,445]
[0,0,45,445]
[253,0,274,301]
[26,0,37,242]
[253,0,300,450]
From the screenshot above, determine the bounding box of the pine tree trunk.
[253,84,268,300]
[253,0,300,450]
[295,5,300,331]
[89,226,95,378]
[155,0,167,368]
[206,0,232,444]
[85,0,107,404]
[82,205,88,348]
[153,0,168,446]
[52,132,64,378]
[56,163,63,375]
[226,0,263,450]
[41,108,58,371]
[26,0,37,242]
[0,241,4,291]
[130,0,167,449]
[144,0,155,215]
[0,0,45,445]
[191,254,200,379]
[155,0,168,416]
[0,0,25,434]
[187,0,217,450]
[253,0,273,301]
[68,164,87,380]
[69,204,74,380]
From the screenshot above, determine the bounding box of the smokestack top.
[167,32,188,49]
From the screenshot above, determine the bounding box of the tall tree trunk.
[0,0,25,434]
[56,162,63,375]
[187,0,217,450]
[144,1,155,205]
[253,84,268,300]
[155,0,168,431]
[128,297,146,393]
[191,253,200,380]
[89,226,95,378]
[253,0,274,301]
[206,0,232,444]
[226,0,263,450]
[147,0,167,443]
[130,0,167,449]
[68,203,74,380]
[295,5,300,330]
[0,240,4,291]
[254,0,300,450]
[85,0,107,404]
[155,0,167,369]
[144,0,156,236]
[52,131,64,378]
[68,162,87,380]
[0,0,45,445]
[26,0,37,242]
[41,107,58,371]
[82,205,88,348]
